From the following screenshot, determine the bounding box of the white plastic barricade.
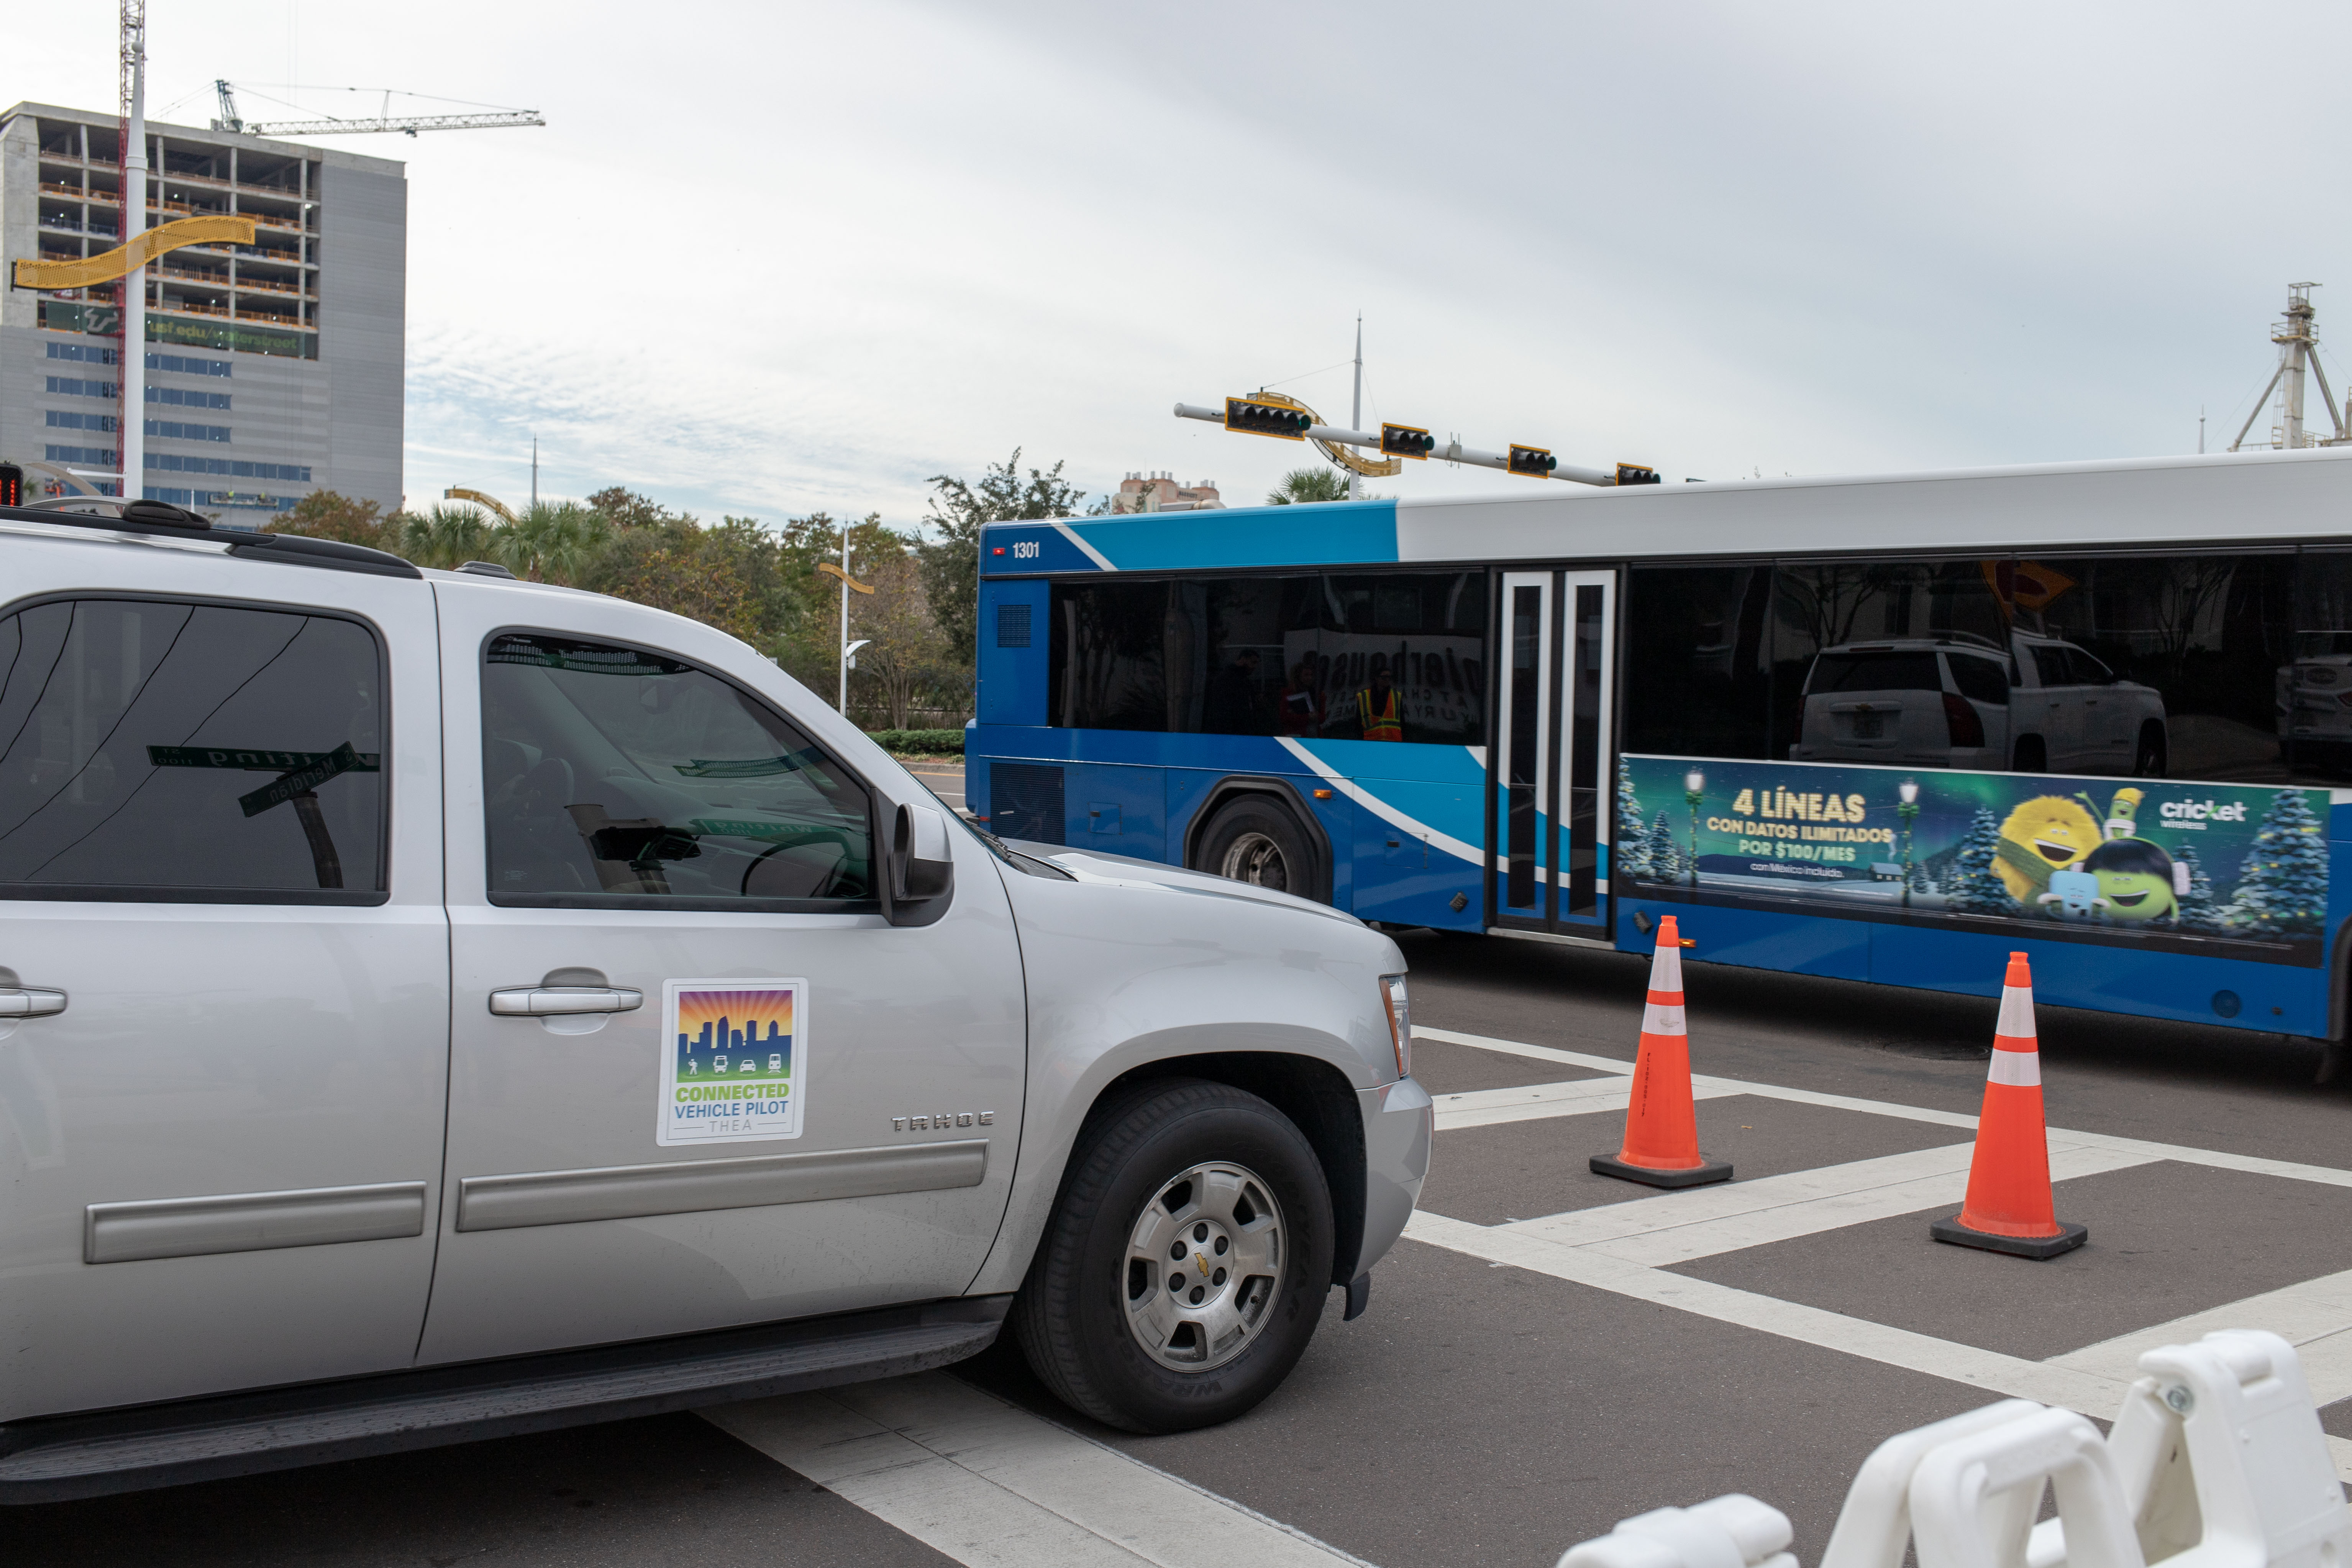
[1554,1332,2352,1568]
[1558,1494,1798,1568]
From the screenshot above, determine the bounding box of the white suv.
[0,499,1431,1501]
[1791,633,2167,775]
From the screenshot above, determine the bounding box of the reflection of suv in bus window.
[2278,634,2352,768]
[1790,639,2013,769]
[2011,634,2166,775]
[1793,635,2166,775]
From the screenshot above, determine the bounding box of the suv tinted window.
[1947,653,2010,705]
[2031,645,2073,686]
[483,633,873,906]
[0,597,385,899]
[1806,652,1941,694]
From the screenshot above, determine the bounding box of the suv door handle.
[0,987,67,1019]
[489,986,644,1017]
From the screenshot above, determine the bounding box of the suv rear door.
[418,582,1025,1364]
[0,552,448,1422]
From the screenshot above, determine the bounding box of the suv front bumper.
[1355,1076,1432,1278]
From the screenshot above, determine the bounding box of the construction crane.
[212,81,543,138]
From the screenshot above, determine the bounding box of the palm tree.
[491,502,610,585]
[399,504,494,570]
[1267,466,1351,505]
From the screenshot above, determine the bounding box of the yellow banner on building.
[12,215,260,292]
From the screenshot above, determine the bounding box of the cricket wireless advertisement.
[1618,755,2331,966]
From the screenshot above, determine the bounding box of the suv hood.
[1002,840,1364,927]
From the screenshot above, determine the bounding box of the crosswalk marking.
[1499,1138,2151,1265]
[706,1371,1376,1568]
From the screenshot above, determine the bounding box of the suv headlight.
[1379,973,1411,1078]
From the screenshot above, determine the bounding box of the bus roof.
[979,446,2352,576]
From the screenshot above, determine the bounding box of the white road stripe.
[1493,1138,2147,1265]
[1433,1077,1740,1131]
[2049,1269,2352,1401]
[706,1371,1374,1568]
[1412,1025,2352,1186]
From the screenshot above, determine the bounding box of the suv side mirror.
[883,802,955,927]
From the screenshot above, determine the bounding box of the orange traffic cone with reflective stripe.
[1592,915,1733,1189]
[1929,952,2087,1259]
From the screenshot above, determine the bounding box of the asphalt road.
[9,925,2350,1567]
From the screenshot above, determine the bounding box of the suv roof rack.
[1,500,422,580]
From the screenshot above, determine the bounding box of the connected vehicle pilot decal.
[659,978,807,1145]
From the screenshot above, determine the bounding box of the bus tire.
[1195,796,1315,899]
[1011,1078,1334,1434]
[2133,723,2167,778]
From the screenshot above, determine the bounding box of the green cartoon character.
[2081,836,2178,924]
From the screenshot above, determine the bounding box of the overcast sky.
[14,2,2352,528]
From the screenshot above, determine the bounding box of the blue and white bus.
[969,449,2352,1042]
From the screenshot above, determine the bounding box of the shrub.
[866,728,964,756]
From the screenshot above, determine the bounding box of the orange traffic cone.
[1929,952,2087,1260]
[1591,915,1732,1189]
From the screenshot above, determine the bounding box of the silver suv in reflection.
[0,499,1431,1501]
[1791,633,2167,775]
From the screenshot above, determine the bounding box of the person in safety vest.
[1357,666,1403,741]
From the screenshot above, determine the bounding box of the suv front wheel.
[1012,1079,1335,1433]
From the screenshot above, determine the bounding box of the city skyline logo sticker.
[658,978,807,1146]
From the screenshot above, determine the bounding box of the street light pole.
[1684,768,1705,889]
[838,523,852,715]
[1898,778,1921,909]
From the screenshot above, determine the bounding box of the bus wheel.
[1197,796,1312,897]
[2133,723,2167,777]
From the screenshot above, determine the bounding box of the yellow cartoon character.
[1993,795,2103,903]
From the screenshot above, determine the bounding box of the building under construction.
[0,101,405,515]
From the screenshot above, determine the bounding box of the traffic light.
[1225,397,1313,439]
[1381,423,1436,459]
[1614,463,1660,485]
[1507,444,1558,477]
[0,463,19,508]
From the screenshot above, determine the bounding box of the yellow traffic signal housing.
[1381,423,1437,459]
[1507,444,1558,477]
[1615,463,1661,486]
[1225,397,1313,439]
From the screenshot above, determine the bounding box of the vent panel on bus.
[991,762,1065,844]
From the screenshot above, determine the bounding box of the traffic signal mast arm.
[1174,402,1625,485]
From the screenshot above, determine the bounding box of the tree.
[1907,857,1936,896]
[1945,807,2017,914]
[853,549,956,729]
[917,451,1094,664]
[2225,790,2328,937]
[269,490,392,550]
[583,486,679,531]
[490,501,609,585]
[1643,810,1681,883]
[2175,841,2225,933]
[1615,759,1650,880]
[398,504,494,569]
[1267,466,1349,505]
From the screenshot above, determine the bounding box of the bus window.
[1048,576,1322,736]
[1770,561,2011,763]
[2286,551,2352,781]
[1623,565,1772,761]
[2029,554,2293,782]
[1049,579,1182,732]
[1316,572,1487,745]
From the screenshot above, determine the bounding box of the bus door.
[1490,570,1616,938]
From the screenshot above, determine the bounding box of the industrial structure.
[0,91,407,516]
[2229,282,2352,451]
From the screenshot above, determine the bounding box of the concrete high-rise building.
[0,102,405,518]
